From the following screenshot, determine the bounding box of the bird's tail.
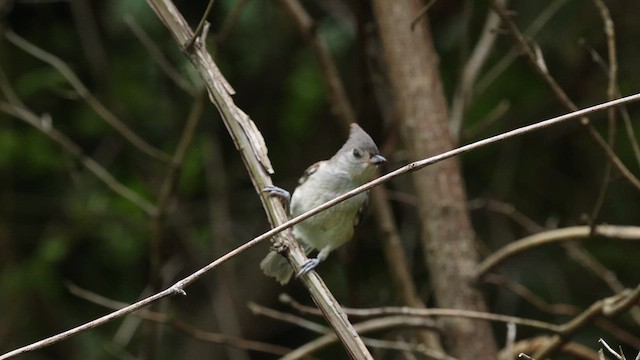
[260,243,313,285]
[260,251,295,285]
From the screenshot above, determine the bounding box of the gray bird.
[260,123,386,284]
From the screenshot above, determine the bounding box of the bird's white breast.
[289,165,368,251]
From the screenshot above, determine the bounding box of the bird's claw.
[263,185,291,205]
[296,258,320,278]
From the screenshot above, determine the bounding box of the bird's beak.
[369,154,386,165]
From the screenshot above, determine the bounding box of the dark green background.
[1,0,639,358]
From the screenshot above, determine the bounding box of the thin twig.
[3,91,640,359]
[486,274,640,349]
[286,288,640,360]
[281,316,439,360]
[410,0,438,31]
[476,225,640,279]
[279,1,439,350]
[580,40,640,169]
[589,0,618,233]
[250,301,451,359]
[468,198,543,233]
[215,0,249,45]
[0,65,26,108]
[186,0,215,49]
[0,102,158,216]
[450,0,506,141]
[145,0,372,358]
[370,186,444,351]
[5,30,173,164]
[533,285,640,359]
[146,91,206,352]
[484,274,576,316]
[279,294,558,332]
[487,0,640,193]
[501,336,602,360]
[476,0,568,94]
[599,338,624,360]
[247,302,330,334]
[67,283,290,356]
[124,14,197,96]
[278,0,355,131]
[156,91,205,217]
[203,120,249,360]
[0,284,181,360]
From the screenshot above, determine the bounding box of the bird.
[260,123,386,284]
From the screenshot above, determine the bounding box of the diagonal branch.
[533,284,640,359]
[2,89,639,360]
[144,0,372,358]
[68,283,291,356]
[124,14,198,97]
[476,225,640,280]
[0,102,158,216]
[5,30,173,164]
[487,0,640,193]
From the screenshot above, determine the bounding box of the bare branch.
[186,0,215,49]
[533,285,640,359]
[280,294,558,332]
[450,0,506,141]
[410,0,438,31]
[250,301,452,359]
[599,338,624,360]
[589,0,619,233]
[0,102,158,216]
[487,0,640,193]
[215,0,249,45]
[144,0,371,358]
[124,14,198,96]
[4,30,173,164]
[278,0,355,131]
[476,225,640,279]
[0,284,181,360]
[3,86,639,359]
[476,0,568,94]
[247,302,330,334]
[67,284,290,356]
[281,316,439,360]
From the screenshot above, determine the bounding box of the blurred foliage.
[0,0,639,359]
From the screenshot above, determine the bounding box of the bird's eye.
[352,149,363,159]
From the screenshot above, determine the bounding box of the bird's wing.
[298,161,323,185]
[353,193,369,229]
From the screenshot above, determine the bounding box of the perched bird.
[260,123,386,284]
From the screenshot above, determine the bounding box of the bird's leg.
[263,185,291,210]
[296,246,331,278]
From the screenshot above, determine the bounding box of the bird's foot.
[296,258,320,278]
[263,185,291,205]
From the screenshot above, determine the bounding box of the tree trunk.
[371,1,498,358]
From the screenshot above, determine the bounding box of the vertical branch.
[146,91,204,357]
[278,0,443,350]
[589,0,618,231]
[371,0,498,358]
[204,130,250,360]
[370,187,443,351]
[145,1,373,358]
[69,0,108,86]
[278,0,356,131]
[450,0,506,142]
